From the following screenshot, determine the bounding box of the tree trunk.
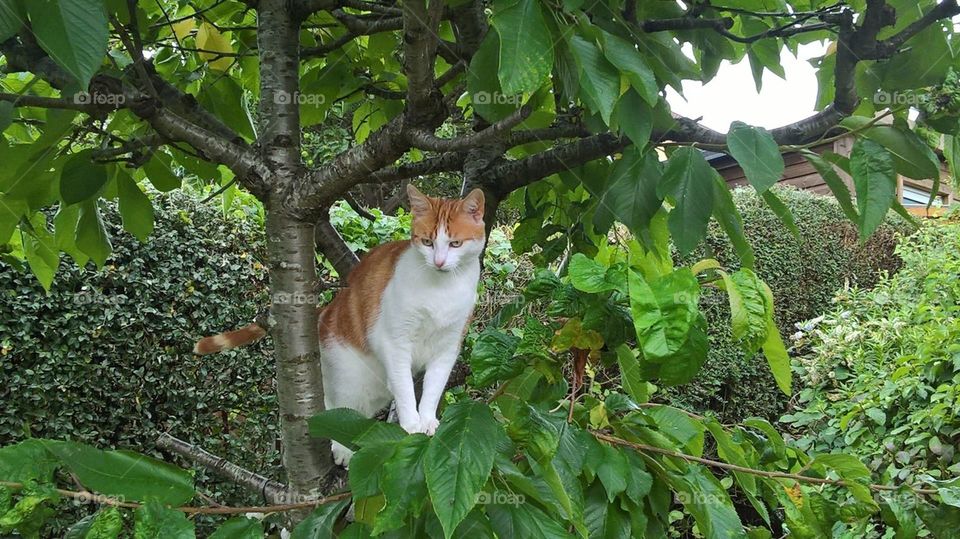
[266,211,330,498]
[257,0,330,502]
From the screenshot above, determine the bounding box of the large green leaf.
[568,253,626,295]
[726,122,784,193]
[609,88,652,148]
[657,147,716,255]
[0,439,59,483]
[760,190,799,237]
[850,138,897,240]
[711,176,755,269]
[800,150,858,223]
[0,0,24,42]
[21,212,59,291]
[308,408,405,451]
[760,317,791,395]
[861,125,940,180]
[75,199,112,267]
[628,269,700,361]
[720,269,771,356]
[492,0,553,95]
[567,35,620,123]
[487,498,571,539]
[374,434,430,534]
[424,401,503,539]
[290,498,351,539]
[197,78,255,141]
[143,153,181,192]
[117,171,154,242]
[592,148,662,236]
[42,440,195,505]
[615,345,648,404]
[600,30,658,106]
[208,517,264,539]
[60,151,108,205]
[133,500,194,539]
[468,329,522,388]
[671,467,746,539]
[26,0,108,88]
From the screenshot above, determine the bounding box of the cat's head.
[407,184,486,272]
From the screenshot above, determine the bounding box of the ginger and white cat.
[194,185,485,466]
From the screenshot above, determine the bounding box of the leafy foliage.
[784,218,960,535]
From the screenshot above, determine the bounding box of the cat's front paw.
[399,414,422,434]
[418,416,440,435]
[331,441,354,468]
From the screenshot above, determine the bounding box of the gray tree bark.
[257,0,330,501]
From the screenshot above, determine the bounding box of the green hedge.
[0,192,278,509]
[664,186,907,422]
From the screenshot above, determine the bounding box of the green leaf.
[0,101,14,133]
[800,150,858,223]
[60,151,108,205]
[117,171,154,242]
[133,499,194,539]
[468,32,519,123]
[75,199,112,267]
[42,440,195,505]
[917,503,960,539]
[584,481,632,539]
[759,189,798,237]
[197,78,255,141]
[468,329,522,388]
[568,253,625,294]
[22,212,59,291]
[850,138,897,240]
[861,126,940,180]
[0,194,27,244]
[308,408,405,451]
[487,500,571,539]
[720,269,771,355]
[0,439,60,483]
[208,517,264,539]
[615,344,648,404]
[711,175,755,269]
[143,153,181,192]
[600,31,658,106]
[609,88,652,148]
[26,0,109,88]
[810,454,875,506]
[424,401,503,539]
[568,35,620,124]
[0,0,25,42]
[657,147,716,255]
[290,498,350,539]
[726,122,784,193]
[628,269,700,361]
[492,0,553,95]
[760,317,791,395]
[83,507,122,539]
[374,434,430,534]
[592,148,661,235]
[671,467,746,539]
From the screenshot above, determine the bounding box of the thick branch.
[875,0,960,57]
[156,433,288,504]
[365,152,467,184]
[0,92,117,113]
[406,106,531,151]
[403,0,445,125]
[316,216,360,277]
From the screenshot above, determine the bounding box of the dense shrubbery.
[783,219,960,534]
[665,187,907,422]
[0,192,278,511]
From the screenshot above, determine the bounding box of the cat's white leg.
[369,337,420,433]
[416,338,461,435]
[320,342,391,467]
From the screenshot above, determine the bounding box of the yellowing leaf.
[196,22,233,71]
[171,19,194,42]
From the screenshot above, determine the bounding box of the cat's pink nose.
[434,255,447,268]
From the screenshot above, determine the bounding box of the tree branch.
[156,433,289,504]
[316,215,360,277]
[406,105,531,151]
[0,92,118,113]
[365,152,467,184]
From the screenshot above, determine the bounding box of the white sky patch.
[666,42,829,134]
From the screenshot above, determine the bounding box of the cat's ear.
[462,188,485,223]
[407,184,431,215]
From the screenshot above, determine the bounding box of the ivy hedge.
[0,192,278,513]
[666,186,907,422]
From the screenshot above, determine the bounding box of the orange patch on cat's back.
[318,240,410,351]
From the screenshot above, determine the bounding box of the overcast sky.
[666,42,829,133]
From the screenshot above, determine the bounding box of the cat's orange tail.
[193,323,267,355]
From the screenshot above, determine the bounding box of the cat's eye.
[449,240,463,248]
[421,238,434,247]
